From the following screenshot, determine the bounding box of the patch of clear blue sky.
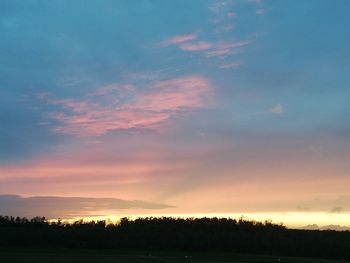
[0,0,349,162]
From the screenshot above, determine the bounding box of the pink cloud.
[160,31,251,59]
[160,33,196,47]
[179,41,213,51]
[133,77,212,111]
[45,76,213,137]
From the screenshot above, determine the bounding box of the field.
[0,248,347,263]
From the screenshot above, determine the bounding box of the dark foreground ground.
[0,248,348,263]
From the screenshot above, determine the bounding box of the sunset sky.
[1,0,350,228]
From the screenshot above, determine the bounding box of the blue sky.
[0,0,350,227]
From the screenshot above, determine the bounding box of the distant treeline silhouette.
[0,215,349,260]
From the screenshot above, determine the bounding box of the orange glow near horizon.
[51,212,350,229]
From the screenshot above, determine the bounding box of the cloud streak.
[44,76,213,137]
[180,41,213,51]
[160,32,251,70]
[0,195,173,218]
[219,62,240,69]
[160,33,197,47]
[207,41,251,57]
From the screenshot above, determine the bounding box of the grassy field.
[0,248,348,263]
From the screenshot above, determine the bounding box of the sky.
[1,0,350,228]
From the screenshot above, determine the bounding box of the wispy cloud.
[209,0,236,33]
[179,41,213,51]
[207,49,233,57]
[246,0,263,3]
[256,8,265,15]
[215,40,251,50]
[219,62,240,69]
[209,0,234,13]
[301,224,350,231]
[246,0,265,15]
[43,76,213,137]
[330,206,344,214]
[268,104,284,115]
[160,33,197,47]
[162,36,251,61]
[206,40,251,58]
[0,195,173,218]
[87,83,136,97]
[158,0,255,71]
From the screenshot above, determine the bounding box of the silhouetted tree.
[0,215,349,260]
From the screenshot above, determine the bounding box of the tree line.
[0,215,349,260]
